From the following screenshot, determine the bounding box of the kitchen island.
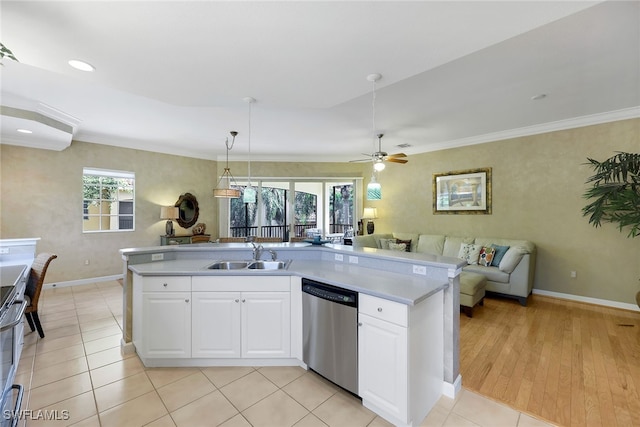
[120,242,465,427]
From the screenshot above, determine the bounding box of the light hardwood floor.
[460,294,640,427]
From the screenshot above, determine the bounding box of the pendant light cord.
[372,77,377,153]
[247,100,252,186]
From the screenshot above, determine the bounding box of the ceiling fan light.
[373,161,386,172]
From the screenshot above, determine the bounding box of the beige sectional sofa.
[353,233,537,306]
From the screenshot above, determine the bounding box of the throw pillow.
[490,244,510,267]
[388,242,407,252]
[498,247,525,273]
[379,238,396,250]
[458,243,481,265]
[396,239,412,252]
[478,246,496,267]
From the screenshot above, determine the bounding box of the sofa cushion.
[443,236,475,258]
[458,243,481,265]
[463,265,510,283]
[353,234,377,249]
[416,235,445,256]
[478,246,496,267]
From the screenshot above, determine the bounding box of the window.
[82,168,135,232]
[226,178,358,241]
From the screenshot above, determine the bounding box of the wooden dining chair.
[25,253,57,338]
[190,235,211,243]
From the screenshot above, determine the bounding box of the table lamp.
[362,207,378,234]
[161,206,180,237]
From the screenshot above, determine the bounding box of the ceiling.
[1,1,638,163]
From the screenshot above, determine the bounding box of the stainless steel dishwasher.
[302,278,358,395]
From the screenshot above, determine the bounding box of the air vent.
[396,143,412,148]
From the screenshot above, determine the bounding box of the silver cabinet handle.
[242,299,246,303]
[185,299,189,303]
[377,307,382,312]
[163,283,168,287]
[358,322,362,327]
[235,299,239,303]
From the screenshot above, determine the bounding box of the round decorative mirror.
[174,193,199,229]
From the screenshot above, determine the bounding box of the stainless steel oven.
[0,265,27,427]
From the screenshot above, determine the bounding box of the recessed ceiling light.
[531,94,547,101]
[17,129,33,134]
[68,59,95,72]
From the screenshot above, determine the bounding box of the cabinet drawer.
[192,275,290,292]
[142,276,191,292]
[359,294,408,327]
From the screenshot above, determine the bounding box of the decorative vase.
[366,220,374,234]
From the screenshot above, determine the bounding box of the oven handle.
[0,300,27,332]
[9,384,24,427]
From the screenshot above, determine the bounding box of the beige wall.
[1,118,638,304]
[0,141,217,282]
[366,118,639,305]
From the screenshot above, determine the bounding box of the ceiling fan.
[350,133,408,171]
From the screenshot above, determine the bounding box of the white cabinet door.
[242,292,291,358]
[358,312,408,421]
[192,292,241,358]
[141,292,191,358]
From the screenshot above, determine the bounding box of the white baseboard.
[532,289,640,312]
[43,274,124,290]
[442,374,462,399]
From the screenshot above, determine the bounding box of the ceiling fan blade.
[386,158,408,164]
[387,153,407,158]
[349,158,373,163]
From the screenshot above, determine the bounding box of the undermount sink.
[247,260,291,270]
[207,261,251,270]
[206,260,291,271]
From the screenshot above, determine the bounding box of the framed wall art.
[433,167,492,214]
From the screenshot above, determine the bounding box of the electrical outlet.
[348,256,358,264]
[413,265,427,275]
[152,253,164,261]
[570,271,577,278]
[0,247,9,255]
[334,253,344,262]
[84,259,90,265]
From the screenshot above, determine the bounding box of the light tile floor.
[13,281,557,427]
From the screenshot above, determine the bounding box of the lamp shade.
[362,207,378,219]
[160,206,179,220]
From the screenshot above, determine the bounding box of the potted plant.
[0,42,18,63]
[582,151,639,307]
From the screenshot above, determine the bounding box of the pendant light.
[213,131,241,198]
[367,172,382,200]
[243,97,257,203]
[366,73,383,199]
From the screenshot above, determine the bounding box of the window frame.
[82,167,135,233]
